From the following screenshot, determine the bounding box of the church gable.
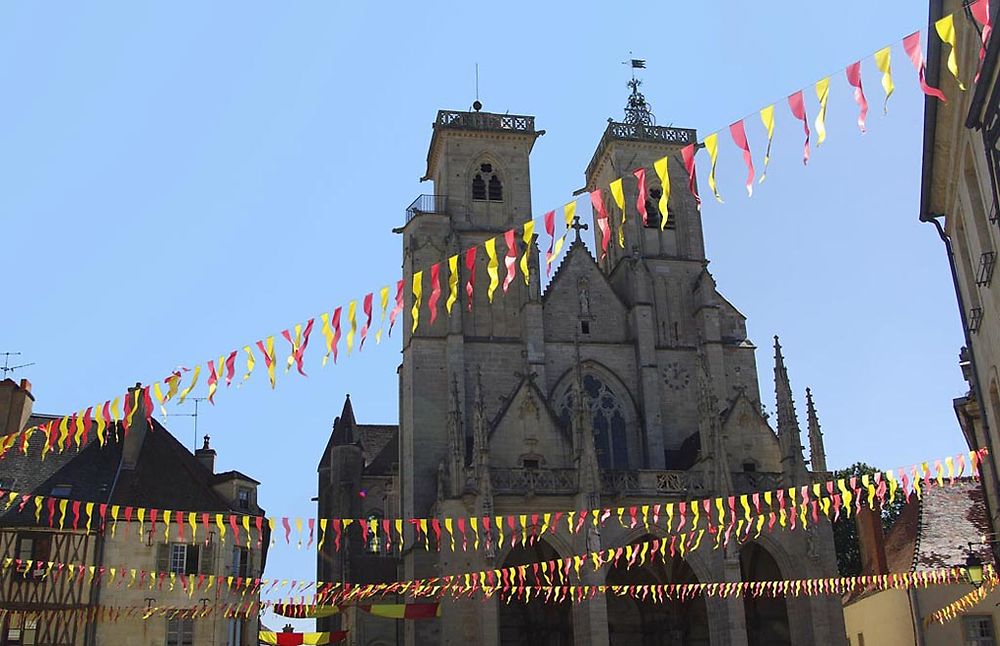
[543,242,629,343]
[720,392,782,473]
[488,379,572,470]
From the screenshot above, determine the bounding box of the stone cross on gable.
[570,215,589,243]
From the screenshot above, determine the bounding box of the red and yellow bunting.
[0,1,986,464]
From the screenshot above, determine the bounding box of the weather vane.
[620,54,654,126]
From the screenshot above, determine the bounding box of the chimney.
[195,435,216,474]
[856,499,888,575]
[120,383,151,470]
[0,378,34,438]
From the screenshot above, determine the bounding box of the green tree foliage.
[833,462,907,577]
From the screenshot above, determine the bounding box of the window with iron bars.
[977,251,997,286]
[970,307,985,334]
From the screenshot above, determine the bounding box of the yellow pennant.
[549,201,577,266]
[189,512,197,541]
[320,313,334,366]
[346,300,357,355]
[446,255,459,314]
[874,46,895,113]
[285,326,302,372]
[262,336,276,388]
[814,77,830,145]
[163,510,172,542]
[759,105,775,183]
[243,515,252,549]
[520,221,534,284]
[73,411,85,448]
[242,346,255,382]
[411,271,422,333]
[935,14,966,91]
[485,238,500,302]
[152,383,167,418]
[609,177,626,247]
[376,285,390,344]
[216,514,226,543]
[57,416,70,452]
[178,366,201,405]
[703,133,723,203]
[85,502,94,532]
[653,156,670,229]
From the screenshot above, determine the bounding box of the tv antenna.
[0,353,34,378]
[167,397,207,451]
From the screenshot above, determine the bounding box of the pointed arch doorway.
[741,542,791,646]
[497,540,573,645]
[606,535,709,645]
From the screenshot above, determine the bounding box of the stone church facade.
[318,85,847,646]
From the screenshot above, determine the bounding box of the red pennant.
[680,144,700,206]
[71,501,81,530]
[207,361,220,404]
[589,189,611,260]
[224,350,238,386]
[464,247,477,310]
[787,90,811,165]
[728,120,755,196]
[82,407,93,445]
[428,264,442,324]
[431,518,442,550]
[281,517,291,544]
[389,279,405,336]
[632,168,648,225]
[332,519,342,551]
[502,229,517,293]
[255,516,263,549]
[330,307,342,363]
[902,31,946,102]
[359,294,373,350]
[845,61,868,133]
[544,210,556,274]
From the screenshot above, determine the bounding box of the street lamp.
[966,552,986,589]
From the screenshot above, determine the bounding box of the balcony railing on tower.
[405,194,448,223]
[434,110,535,134]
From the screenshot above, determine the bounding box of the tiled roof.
[884,478,992,572]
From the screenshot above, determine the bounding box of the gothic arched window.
[488,174,503,201]
[645,187,675,229]
[472,174,487,200]
[559,374,629,470]
[472,163,503,202]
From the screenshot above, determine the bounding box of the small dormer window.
[742,461,757,473]
[237,487,251,511]
[51,484,72,497]
[523,458,540,470]
[473,163,503,202]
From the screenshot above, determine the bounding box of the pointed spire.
[773,336,806,483]
[446,375,465,497]
[471,367,491,496]
[805,387,828,473]
[330,394,357,446]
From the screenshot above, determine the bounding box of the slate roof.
[884,478,992,572]
[0,412,263,526]
[321,396,398,475]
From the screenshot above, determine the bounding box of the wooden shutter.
[156,543,169,573]
[199,542,215,575]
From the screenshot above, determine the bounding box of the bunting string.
[0,1,987,465]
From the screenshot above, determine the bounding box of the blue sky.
[1,0,966,628]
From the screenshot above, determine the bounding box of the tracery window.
[473,163,503,202]
[559,374,629,470]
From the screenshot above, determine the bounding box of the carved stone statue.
[578,277,591,317]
